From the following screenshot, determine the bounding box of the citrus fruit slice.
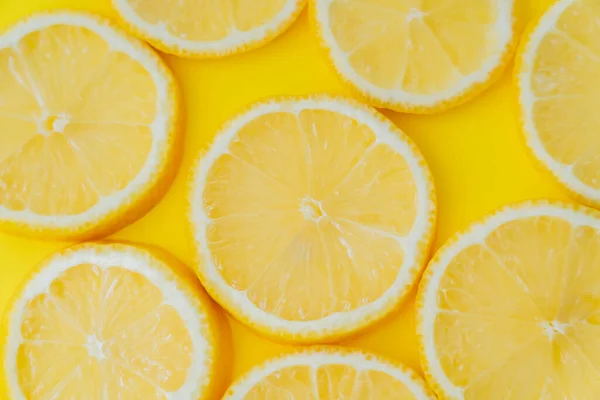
[189,96,436,343]
[223,347,435,399]
[311,0,516,113]
[1,242,226,400]
[417,201,600,399]
[517,0,600,208]
[0,13,181,240]
[112,0,307,58]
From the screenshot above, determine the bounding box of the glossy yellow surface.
[0,0,568,394]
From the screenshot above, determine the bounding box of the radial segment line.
[554,28,600,64]
[563,334,600,381]
[483,244,546,319]
[110,358,169,397]
[465,336,545,392]
[332,216,407,247]
[325,140,378,199]
[227,151,296,196]
[12,44,47,112]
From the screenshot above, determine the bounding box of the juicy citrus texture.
[418,203,600,399]
[2,243,223,400]
[223,347,435,399]
[518,0,600,206]
[0,14,179,239]
[312,0,515,112]
[204,111,415,320]
[113,0,307,57]
[191,97,435,341]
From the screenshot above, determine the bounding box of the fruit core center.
[406,8,424,22]
[41,113,70,135]
[300,196,326,221]
[541,320,569,339]
[85,334,106,360]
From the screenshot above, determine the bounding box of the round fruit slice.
[1,242,226,400]
[311,0,516,113]
[223,347,435,399]
[0,13,180,240]
[189,96,436,343]
[517,0,600,208]
[112,0,307,58]
[417,201,600,399]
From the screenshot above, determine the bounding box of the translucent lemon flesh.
[433,215,600,398]
[243,363,417,399]
[17,263,193,399]
[0,25,156,216]
[128,0,289,41]
[326,0,502,94]
[203,109,418,322]
[527,0,600,189]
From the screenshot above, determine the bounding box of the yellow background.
[0,0,571,395]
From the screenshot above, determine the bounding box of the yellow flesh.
[203,109,417,321]
[528,0,600,189]
[327,0,501,94]
[433,215,600,398]
[243,363,417,399]
[129,0,288,41]
[17,263,193,399]
[0,25,155,216]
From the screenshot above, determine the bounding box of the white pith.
[190,97,434,337]
[112,0,305,54]
[314,0,515,107]
[0,13,173,230]
[4,245,213,400]
[517,0,600,202]
[223,349,433,399]
[420,203,600,399]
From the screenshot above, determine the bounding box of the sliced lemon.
[112,0,307,58]
[311,0,516,113]
[189,96,436,343]
[517,0,600,208]
[0,13,180,240]
[417,201,600,399]
[223,346,435,399]
[1,242,226,400]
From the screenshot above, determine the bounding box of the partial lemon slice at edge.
[112,0,308,57]
[1,242,227,400]
[516,0,600,208]
[311,0,516,113]
[223,346,436,399]
[417,201,600,399]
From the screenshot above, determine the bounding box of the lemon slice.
[223,347,435,399]
[0,13,180,240]
[311,0,516,113]
[112,0,307,57]
[1,243,225,400]
[517,0,600,208]
[189,96,436,343]
[418,201,600,399]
